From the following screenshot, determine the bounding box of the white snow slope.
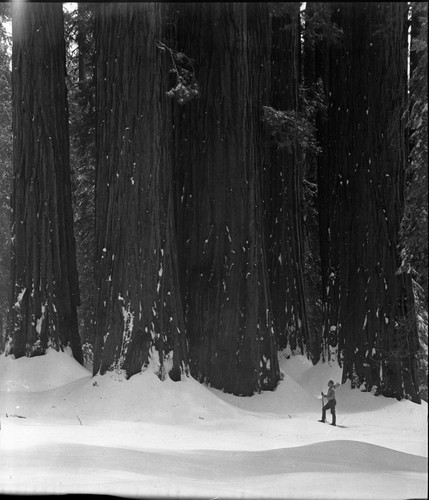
[0,348,427,499]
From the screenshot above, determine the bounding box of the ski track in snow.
[0,349,427,499]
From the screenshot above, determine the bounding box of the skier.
[319,380,338,426]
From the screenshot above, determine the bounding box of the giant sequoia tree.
[7,2,82,362]
[315,2,420,401]
[93,3,188,379]
[173,3,280,395]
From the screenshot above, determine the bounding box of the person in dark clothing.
[319,380,338,426]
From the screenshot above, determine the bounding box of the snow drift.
[0,348,427,499]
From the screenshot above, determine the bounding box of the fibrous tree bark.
[8,2,82,363]
[264,3,312,357]
[317,2,420,401]
[93,3,188,380]
[172,2,280,396]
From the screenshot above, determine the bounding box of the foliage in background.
[156,40,200,105]
[262,106,320,156]
[0,6,11,352]
[401,2,428,306]
[301,2,343,45]
[401,2,428,400]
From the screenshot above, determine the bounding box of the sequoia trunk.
[93,3,188,379]
[173,3,280,395]
[8,2,82,362]
[317,2,420,401]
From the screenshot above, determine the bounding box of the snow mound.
[282,353,343,396]
[209,352,343,416]
[53,368,245,424]
[210,369,319,415]
[0,349,90,392]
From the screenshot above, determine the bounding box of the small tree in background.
[401,2,428,304]
[0,7,12,352]
[401,2,428,400]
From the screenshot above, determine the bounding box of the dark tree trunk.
[93,3,188,380]
[317,2,420,402]
[264,4,311,357]
[173,3,280,395]
[8,2,82,363]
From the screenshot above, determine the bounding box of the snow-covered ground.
[0,349,427,499]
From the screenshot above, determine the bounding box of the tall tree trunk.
[93,3,188,380]
[173,3,280,396]
[264,4,312,357]
[8,2,82,363]
[318,2,420,401]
